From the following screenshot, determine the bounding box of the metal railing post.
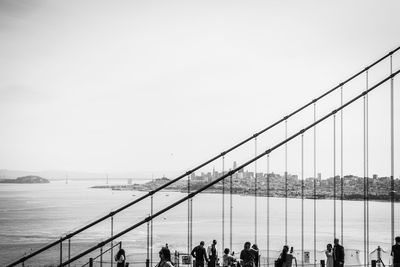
[89,258,94,267]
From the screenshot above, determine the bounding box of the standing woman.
[115,248,126,267]
[325,244,334,267]
[155,247,174,267]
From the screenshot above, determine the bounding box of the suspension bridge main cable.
[8,46,400,267]
[59,69,400,267]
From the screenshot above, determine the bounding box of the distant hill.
[0,175,49,184]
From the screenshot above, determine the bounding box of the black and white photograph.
[1,0,400,266]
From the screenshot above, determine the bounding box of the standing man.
[192,241,209,267]
[333,238,344,267]
[240,241,255,267]
[207,240,218,267]
[392,236,400,267]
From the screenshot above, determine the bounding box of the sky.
[0,0,400,178]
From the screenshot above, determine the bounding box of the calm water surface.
[0,180,399,266]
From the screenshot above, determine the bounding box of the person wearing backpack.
[155,246,174,267]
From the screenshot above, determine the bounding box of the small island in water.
[0,175,50,184]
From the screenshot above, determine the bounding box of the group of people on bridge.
[190,240,260,267]
[112,236,400,267]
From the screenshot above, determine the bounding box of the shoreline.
[91,185,399,203]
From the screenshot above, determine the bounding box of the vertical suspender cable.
[363,70,367,267]
[267,154,270,267]
[313,103,317,267]
[390,54,395,245]
[366,70,370,267]
[147,217,150,267]
[301,134,304,267]
[190,196,193,260]
[187,174,191,263]
[255,137,258,244]
[151,195,154,267]
[222,156,225,254]
[111,216,114,267]
[340,86,344,245]
[333,114,337,239]
[285,120,288,245]
[230,174,233,251]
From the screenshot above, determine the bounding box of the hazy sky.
[1,0,400,177]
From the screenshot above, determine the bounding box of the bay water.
[0,180,399,266]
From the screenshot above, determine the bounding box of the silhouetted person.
[283,247,297,267]
[207,240,218,267]
[325,244,334,267]
[192,241,209,267]
[392,236,400,267]
[240,241,255,267]
[115,248,126,267]
[250,244,260,267]
[276,246,288,267]
[333,239,344,267]
[155,247,174,267]
[223,248,237,267]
